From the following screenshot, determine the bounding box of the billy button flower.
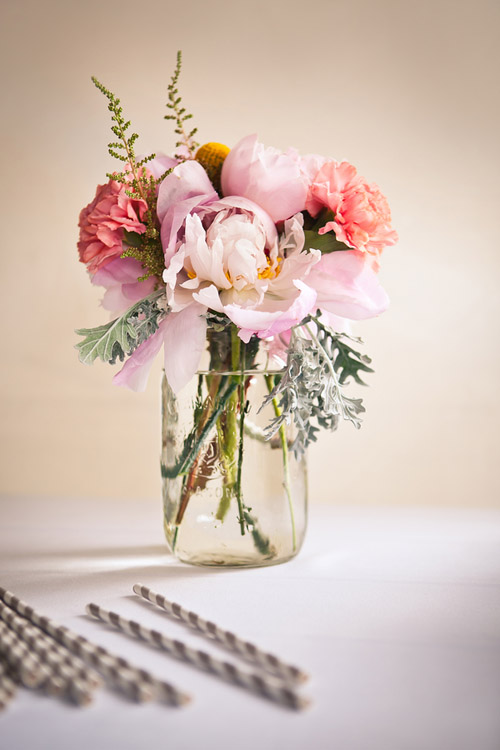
[195,142,230,195]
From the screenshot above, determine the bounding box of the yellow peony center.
[195,142,230,194]
[258,256,282,281]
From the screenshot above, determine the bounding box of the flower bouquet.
[76,53,397,567]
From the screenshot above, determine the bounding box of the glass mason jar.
[161,326,308,567]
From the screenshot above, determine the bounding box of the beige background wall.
[1,0,499,507]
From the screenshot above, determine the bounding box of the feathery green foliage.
[75,290,166,366]
[164,51,199,157]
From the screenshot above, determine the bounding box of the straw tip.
[85,603,99,618]
[296,695,312,711]
[132,583,144,595]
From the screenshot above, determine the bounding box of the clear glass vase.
[161,330,308,567]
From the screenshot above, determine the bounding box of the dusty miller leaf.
[75,289,166,366]
[261,319,372,457]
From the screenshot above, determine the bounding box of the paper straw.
[0,601,100,698]
[0,621,48,688]
[0,659,17,711]
[0,588,188,706]
[86,602,309,711]
[0,620,73,697]
[133,583,308,684]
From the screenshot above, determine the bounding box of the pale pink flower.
[115,204,319,393]
[221,135,308,223]
[166,205,320,343]
[306,160,398,255]
[91,257,157,314]
[78,179,147,274]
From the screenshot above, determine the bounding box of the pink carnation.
[306,161,398,256]
[78,179,147,274]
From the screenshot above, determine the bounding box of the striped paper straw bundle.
[0,602,97,701]
[86,602,309,711]
[0,621,47,689]
[0,658,17,711]
[0,618,90,701]
[0,587,190,707]
[133,583,308,684]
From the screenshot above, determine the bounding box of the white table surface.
[1,494,500,750]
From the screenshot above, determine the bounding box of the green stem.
[265,374,296,552]
[166,377,237,478]
[215,327,240,522]
[235,343,247,536]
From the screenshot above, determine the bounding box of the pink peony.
[221,135,308,223]
[78,179,148,274]
[306,161,398,255]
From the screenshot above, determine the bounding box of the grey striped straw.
[0,620,72,697]
[0,601,99,701]
[0,587,189,706]
[86,602,309,711]
[0,621,48,689]
[133,583,308,684]
[0,659,17,711]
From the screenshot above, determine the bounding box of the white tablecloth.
[1,494,500,750]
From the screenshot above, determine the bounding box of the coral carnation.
[306,161,398,256]
[78,179,147,274]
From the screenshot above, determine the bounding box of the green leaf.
[75,290,165,366]
[123,229,144,249]
[303,229,349,254]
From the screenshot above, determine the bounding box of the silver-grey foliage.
[75,289,167,365]
[262,318,373,457]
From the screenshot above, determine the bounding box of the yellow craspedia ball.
[195,142,230,194]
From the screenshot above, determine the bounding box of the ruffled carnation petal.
[78,179,147,274]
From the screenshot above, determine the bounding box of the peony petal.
[199,195,278,249]
[192,283,225,313]
[146,153,178,181]
[221,134,308,223]
[156,160,217,222]
[224,280,317,342]
[162,304,207,393]
[307,251,389,320]
[92,257,157,314]
[112,320,167,392]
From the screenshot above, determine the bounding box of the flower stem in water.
[265,374,296,551]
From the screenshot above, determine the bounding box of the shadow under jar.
[161,327,308,567]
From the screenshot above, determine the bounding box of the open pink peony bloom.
[221,135,308,223]
[78,179,147,274]
[306,161,398,256]
[165,205,320,344]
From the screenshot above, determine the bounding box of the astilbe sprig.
[164,50,199,158]
[91,77,174,281]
